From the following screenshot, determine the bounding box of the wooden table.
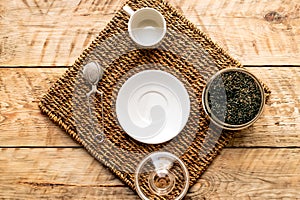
[0,0,299,199]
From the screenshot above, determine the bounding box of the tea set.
[81,5,265,199]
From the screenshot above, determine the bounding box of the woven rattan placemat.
[39,0,271,198]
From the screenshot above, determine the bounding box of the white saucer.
[116,70,190,144]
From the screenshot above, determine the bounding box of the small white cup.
[123,5,167,47]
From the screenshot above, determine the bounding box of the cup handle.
[123,5,135,16]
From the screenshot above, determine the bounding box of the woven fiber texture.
[39,0,271,199]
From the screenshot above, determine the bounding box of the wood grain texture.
[0,0,299,199]
[0,68,77,147]
[1,148,300,199]
[0,67,299,147]
[184,0,300,66]
[0,0,299,66]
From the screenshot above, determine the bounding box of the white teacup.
[123,5,167,47]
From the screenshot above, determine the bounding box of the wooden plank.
[0,0,126,66]
[0,68,77,146]
[186,0,300,66]
[1,148,300,199]
[0,67,299,147]
[0,0,299,66]
[0,148,136,200]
